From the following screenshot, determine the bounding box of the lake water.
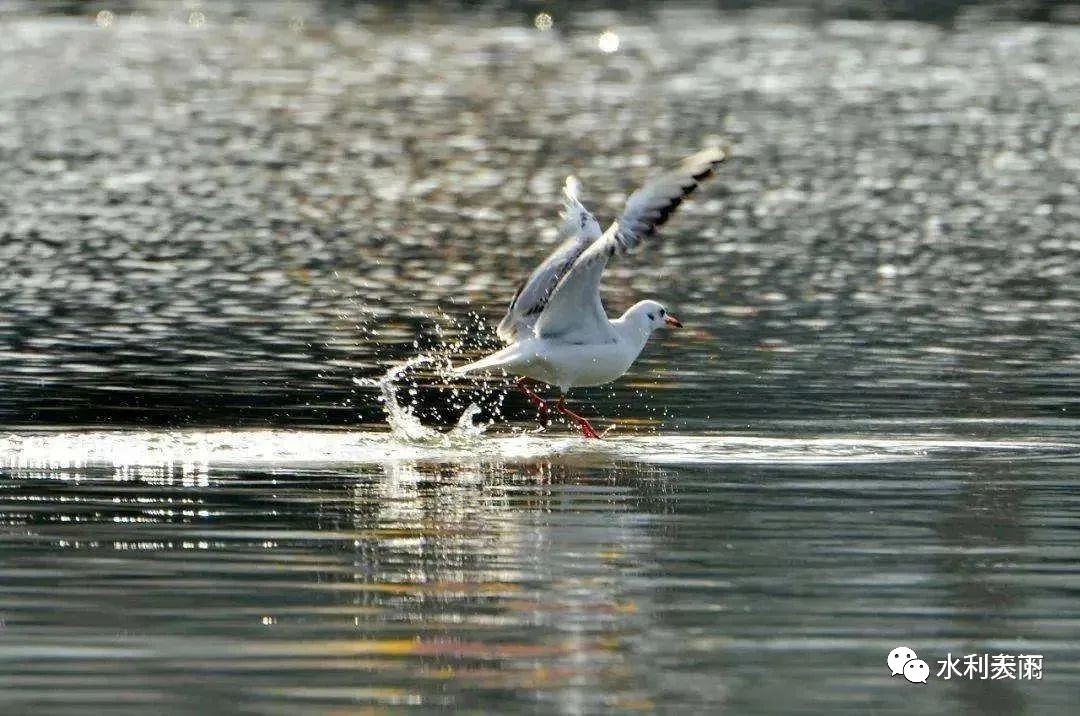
[1,2,1079,713]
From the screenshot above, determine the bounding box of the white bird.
[456,147,728,437]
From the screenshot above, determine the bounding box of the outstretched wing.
[495,176,602,343]
[535,147,728,342]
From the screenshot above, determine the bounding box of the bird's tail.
[452,345,517,376]
[453,357,503,376]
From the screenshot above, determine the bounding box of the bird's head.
[626,299,682,333]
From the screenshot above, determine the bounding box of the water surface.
[1,2,1079,713]
[3,427,1079,713]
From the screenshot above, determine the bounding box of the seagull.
[456,147,728,438]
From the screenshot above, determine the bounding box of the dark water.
[2,2,1079,713]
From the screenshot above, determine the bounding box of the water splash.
[355,355,490,444]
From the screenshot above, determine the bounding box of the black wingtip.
[666,146,727,189]
[678,145,728,171]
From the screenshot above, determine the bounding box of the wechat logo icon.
[888,646,929,684]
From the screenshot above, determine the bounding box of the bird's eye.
[660,309,666,316]
[647,313,654,320]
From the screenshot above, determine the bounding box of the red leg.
[555,397,601,439]
[517,378,550,418]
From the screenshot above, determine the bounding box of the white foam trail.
[2,431,1073,474]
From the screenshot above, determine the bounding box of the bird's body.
[456,147,727,436]
[459,303,656,392]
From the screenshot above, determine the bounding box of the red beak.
[664,315,683,328]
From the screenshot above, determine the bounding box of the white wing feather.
[535,147,727,342]
[495,176,602,343]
